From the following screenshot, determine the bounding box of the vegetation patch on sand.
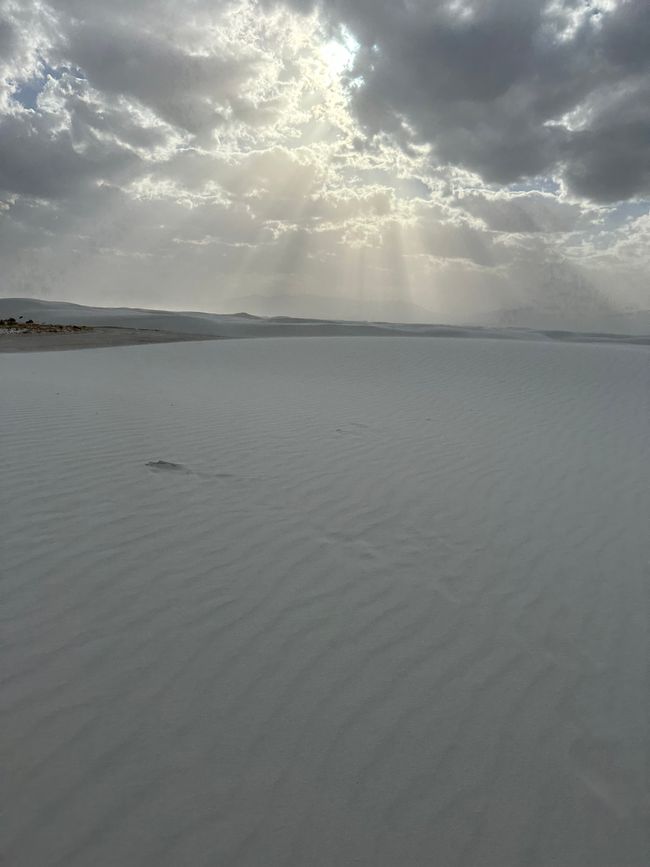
[0,317,93,334]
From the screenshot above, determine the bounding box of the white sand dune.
[2,336,649,866]
[2,297,649,345]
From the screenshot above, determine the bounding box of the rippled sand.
[2,337,649,866]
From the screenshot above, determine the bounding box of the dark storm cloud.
[564,79,650,202]
[278,0,650,202]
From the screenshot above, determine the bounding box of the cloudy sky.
[1,0,649,325]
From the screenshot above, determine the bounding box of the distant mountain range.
[221,293,438,324]
[220,294,650,335]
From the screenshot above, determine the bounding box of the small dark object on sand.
[146,460,188,473]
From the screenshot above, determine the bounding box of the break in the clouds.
[1,0,649,327]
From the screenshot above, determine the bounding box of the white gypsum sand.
[1,336,649,866]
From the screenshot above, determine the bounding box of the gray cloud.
[0,109,140,199]
[62,20,256,135]
[0,0,649,326]
[0,16,15,55]
[278,0,650,202]
[454,190,588,234]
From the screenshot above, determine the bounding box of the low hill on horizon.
[1,297,649,346]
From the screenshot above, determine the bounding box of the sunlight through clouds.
[320,26,359,80]
[0,0,649,327]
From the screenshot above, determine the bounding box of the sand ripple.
[2,338,649,866]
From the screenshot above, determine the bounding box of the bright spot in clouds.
[0,0,649,329]
[320,28,359,78]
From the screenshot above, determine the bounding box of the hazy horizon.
[5,293,650,337]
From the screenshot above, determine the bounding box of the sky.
[1,0,649,326]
